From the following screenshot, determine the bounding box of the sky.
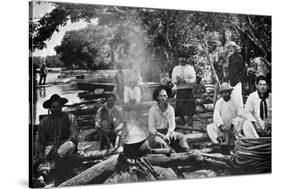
[31,1,90,57]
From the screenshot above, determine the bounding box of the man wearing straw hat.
[207,83,244,144]
[35,94,79,186]
[225,41,246,110]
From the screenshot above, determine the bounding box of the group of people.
[207,75,271,144]
[34,85,190,186]
[207,41,271,144]
[34,41,271,186]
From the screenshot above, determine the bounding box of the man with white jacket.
[207,83,244,144]
[242,75,271,138]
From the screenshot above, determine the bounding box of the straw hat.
[219,82,233,93]
[225,41,241,51]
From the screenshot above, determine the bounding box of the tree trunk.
[202,40,220,105]
[176,125,206,133]
[59,155,119,187]
[185,133,209,143]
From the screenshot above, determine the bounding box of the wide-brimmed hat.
[225,41,241,50]
[219,82,233,93]
[43,94,68,109]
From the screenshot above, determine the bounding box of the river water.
[34,72,83,124]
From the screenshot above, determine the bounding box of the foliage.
[32,55,63,68]
[30,2,271,82]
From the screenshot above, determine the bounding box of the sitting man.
[207,83,243,144]
[242,75,272,138]
[148,86,189,151]
[36,94,79,186]
[95,94,124,150]
[104,105,178,184]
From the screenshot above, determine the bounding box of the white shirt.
[172,64,196,89]
[148,104,175,135]
[124,86,142,104]
[244,91,272,129]
[213,98,243,130]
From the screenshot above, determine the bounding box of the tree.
[31,2,271,81]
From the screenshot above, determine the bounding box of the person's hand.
[217,135,225,144]
[218,124,226,132]
[168,132,176,141]
[155,136,168,148]
[263,119,271,135]
[156,132,170,144]
[177,76,183,84]
[101,120,111,132]
[163,135,171,144]
[225,124,234,132]
[44,145,53,158]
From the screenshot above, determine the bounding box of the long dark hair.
[152,85,172,101]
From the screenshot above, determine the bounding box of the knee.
[243,120,254,130]
[207,124,216,133]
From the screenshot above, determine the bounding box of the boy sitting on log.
[95,94,124,150]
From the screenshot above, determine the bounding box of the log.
[60,150,230,186]
[80,147,123,160]
[59,155,119,187]
[176,125,206,133]
[200,152,232,163]
[146,152,201,167]
[78,147,174,161]
[185,133,210,143]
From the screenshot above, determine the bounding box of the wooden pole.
[202,40,221,106]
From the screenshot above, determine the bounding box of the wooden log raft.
[59,150,229,187]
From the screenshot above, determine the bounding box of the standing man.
[207,83,244,144]
[36,94,78,186]
[39,62,48,85]
[114,64,125,103]
[124,80,142,105]
[225,41,246,110]
[172,51,196,126]
[148,86,190,151]
[95,94,124,150]
[242,75,272,138]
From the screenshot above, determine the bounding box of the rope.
[230,133,271,173]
